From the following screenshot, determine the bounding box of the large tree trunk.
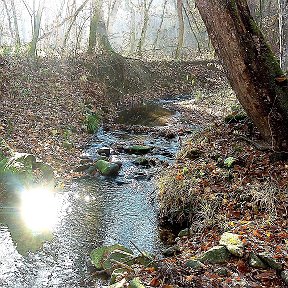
[195,0,288,151]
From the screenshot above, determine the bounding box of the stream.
[0,96,195,287]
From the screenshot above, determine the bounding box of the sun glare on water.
[20,186,59,231]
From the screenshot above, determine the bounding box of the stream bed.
[0,96,195,287]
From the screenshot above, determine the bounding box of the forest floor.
[0,55,287,287]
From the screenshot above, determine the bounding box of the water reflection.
[20,186,59,232]
[0,185,60,256]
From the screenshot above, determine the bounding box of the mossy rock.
[125,145,152,155]
[258,253,282,270]
[90,244,133,270]
[10,152,36,169]
[215,267,229,276]
[63,140,74,149]
[109,278,126,288]
[135,252,156,267]
[133,157,149,166]
[128,278,145,288]
[102,249,134,270]
[178,228,190,237]
[249,253,267,269]
[163,245,180,257]
[198,246,230,264]
[185,259,204,269]
[219,232,244,257]
[95,160,120,176]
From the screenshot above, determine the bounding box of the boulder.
[98,147,111,156]
[249,253,267,269]
[125,145,152,155]
[198,246,230,264]
[95,160,121,176]
[257,253,282,270]
[10,152,36,168]
[219,232,244,257]
[90,244,133,270]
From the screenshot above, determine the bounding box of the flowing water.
[0,97,194,288]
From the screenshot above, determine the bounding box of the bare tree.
[63,0,90,49]
[152,0,167,51]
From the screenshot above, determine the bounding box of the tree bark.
[278,0,288,71]
[195,0,288,151]
[175,0,184,59]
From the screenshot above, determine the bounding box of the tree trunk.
[137,0,153,57]
[11,0,21,47]
[175,0,184,59]
[152,0,167,51]
[88,0,114,55]
[195,0,288,151]
[278,0,288,71]
[29,3,43,57]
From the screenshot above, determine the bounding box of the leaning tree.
[195,0,288,152]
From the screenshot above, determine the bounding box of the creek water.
[0,97,194,288]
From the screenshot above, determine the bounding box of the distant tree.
[152,0,167,52]
[27,1,44,57]
[175,0,184,59]
[3,0,21,47]
[196,0,288,151]
[137,0,153,56]
[88,0,114,54]
[63,0,90,50]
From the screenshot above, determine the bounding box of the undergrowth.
[157,123,288,233]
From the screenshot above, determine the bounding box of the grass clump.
[85,112,101,134]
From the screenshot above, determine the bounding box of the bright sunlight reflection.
[20,186,58,232]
